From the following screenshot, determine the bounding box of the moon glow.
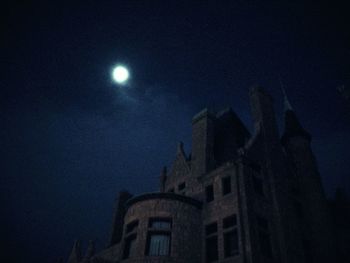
[112,65,129,84]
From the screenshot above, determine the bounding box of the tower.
[281,88,334,263]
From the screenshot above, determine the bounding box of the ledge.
[125,192,203,209]
[192,108,215,124]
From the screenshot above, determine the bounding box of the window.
[146,233,171,256]
[206,185,214,202]
[123,221,138,259]
[223,215,239,258]
[206,236,218,262]
[205,222,218,235]
[222,176,231,195]
[253,176,264,196]
[149,218,172,229]
[224,229,239,257]
[146,218,172,256]
[123,234,137,259]
[126,220,138,234]
[223,215,237,229]
[205,222,218,262]
[178,182,186,191]
[168,188,174,193]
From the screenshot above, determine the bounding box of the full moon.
[112,65,129,84]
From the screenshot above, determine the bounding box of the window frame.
[205,221,218,262]
[122,233,137,259]
[205,184,214,203]
[222,176,232,196]
[224,229,239,258]
[145,217,172,257]
[126,219,139,234]
[222,214,239,258]
[145,231,171,256]
[178,182,186,191]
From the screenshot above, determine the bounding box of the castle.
[66,86,338,263]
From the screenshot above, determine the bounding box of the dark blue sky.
[1,1,349,263]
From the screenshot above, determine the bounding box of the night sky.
[1,1,349,263]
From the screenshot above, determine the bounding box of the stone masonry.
[66,86,338,263]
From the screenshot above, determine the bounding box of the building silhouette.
[67,86,339,263]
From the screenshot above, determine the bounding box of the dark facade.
[67,86,339,263]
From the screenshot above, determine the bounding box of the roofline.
[125,192,203,209]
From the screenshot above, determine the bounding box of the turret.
[281,87,334,263]
[249,86,300,263]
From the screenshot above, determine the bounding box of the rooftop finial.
[177,141,184,155]
[67,240,82,263]
[84,240,95,260]
[279,78,293,111]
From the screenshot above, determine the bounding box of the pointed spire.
[67,240,82,263]
[280,79,293,111]
[83,240,95,261]
[159,166,167,192]
[280,81,311,145]
[177,141,184,155]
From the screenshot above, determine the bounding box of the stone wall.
[119,194,202,263]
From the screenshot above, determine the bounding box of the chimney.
[191,108,215,176]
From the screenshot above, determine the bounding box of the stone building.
[67,86,336,263]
